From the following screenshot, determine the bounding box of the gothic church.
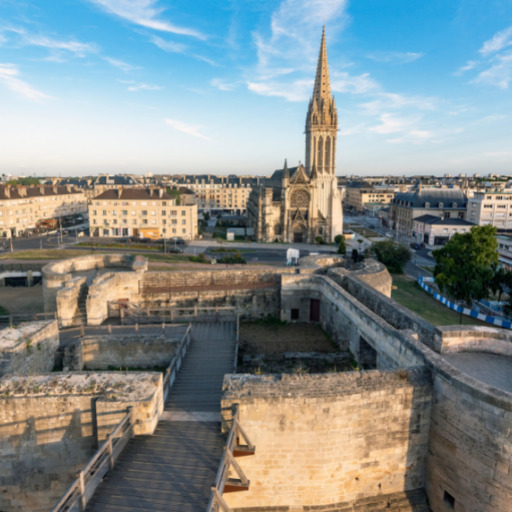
[246,28,343,243]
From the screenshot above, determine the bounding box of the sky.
[0,0,512,177]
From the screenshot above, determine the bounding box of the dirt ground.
[239,321,338,355]
[0,284,45,314]
[237,321,354,374]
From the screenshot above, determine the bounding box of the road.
[202,247,323,264]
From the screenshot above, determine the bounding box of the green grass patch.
[391,275,489,327]
[242,315,287,330]
[419,265,434,273]
[76,242,162,251]
[0,249,85,260]
[0,304,9,315]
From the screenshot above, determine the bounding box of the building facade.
[412,215,474,246]
[0,185,87,238]
[345,182,396,212]
[246,29,343,243]
[89,188,197,239]
[467,191,512,231]
[388,186,468,237]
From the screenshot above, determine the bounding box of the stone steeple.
[305,27,338,176]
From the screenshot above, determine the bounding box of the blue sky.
[0,0,512,177]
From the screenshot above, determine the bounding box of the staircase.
[85,321,238,512]
[68,289,88,327]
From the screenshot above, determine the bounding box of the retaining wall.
[222,369,433,510]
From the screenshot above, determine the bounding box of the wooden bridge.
[83,321,246,512]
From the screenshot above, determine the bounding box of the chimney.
[159,188,163,198]
[53,186,58,194]
[39,186,45,195]
[19,186,27,197]
[3,187,9,198]
[118,189,122,199]
[66,185,71,193]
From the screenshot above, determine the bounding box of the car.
[368,224,375,229]
[410,242,421,250]
[166,246,183,254]
[137,237,151,244]
[170,237,186,245]
[385,233,393,238]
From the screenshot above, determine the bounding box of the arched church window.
[290,190,310,208]
[325,136,331,170]
[274,223,282,235]
[318,137,324,169]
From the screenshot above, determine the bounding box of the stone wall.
[333,272,437,349]
[0,372,163,512]
[64,334,180,371]
[56,276,86,327]
[434,325,512,355]
[221,369,433,510]
[87,273,118,325]
[0,320,59,377]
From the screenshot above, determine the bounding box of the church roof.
[312,26,332,106]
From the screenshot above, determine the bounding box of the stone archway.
[292,223,308,243]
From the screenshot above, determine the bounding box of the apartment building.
[345,181,396,212]
[467,191,512,231]
[156,175,263,215]
[412,215,474,246]
[89,188,197,239]
[0,185,87,238]
[389,186,467,237]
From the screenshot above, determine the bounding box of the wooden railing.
[0,311,58,326]
[206,404,255,512]
[50,407,135,512]
[162,323,192,401]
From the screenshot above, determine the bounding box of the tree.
[334,234,344,245]
[352,248,359,263]
[372,238,412,273]
[490,264,511,303]
[6,177,40,186]
[203,212,210,221]
[337,235,346,255]
[166,188,181,205]
[315,236,324,244]
[432,225,499,321]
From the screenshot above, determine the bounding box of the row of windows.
[91,210,187,216]
[0,196,84,206]
[93,200,175,206]
[100,228,188,235]
[92,219,187,225]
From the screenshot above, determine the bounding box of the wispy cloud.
[479,25,512,56]
[331,72,378,94]
[149,35,187,53]
[210,78,237,91]
[0,63,49,100]
[247,79,312,102]
[473,51,512,89]
[360,92,438,113]
[127,82,163,91]
[104,57,139,71]
[164,118,211,140]
[369,113,419,134]
[2,26,97,56]
[88,0,205,39]
[366,51,424,64]
[454,60,478,75]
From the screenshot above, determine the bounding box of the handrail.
[118,305,238,325]
[206,404,255,512]
[162,323,192,400]
[51,407,135,512]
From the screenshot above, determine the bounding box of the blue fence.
[417,276,512,330]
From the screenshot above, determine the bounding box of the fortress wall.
[56,276,86,327]
[64,334,180,371]
[336,274,437,349]
[0,320,59,378]
[427,371,512,512]
[0,372,162,512]
[281,275,426,369]
[222,369,433,510]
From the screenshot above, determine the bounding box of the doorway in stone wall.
[310,299,320,322]
[358,336,377,368]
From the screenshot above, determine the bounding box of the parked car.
[385,233,393,238]
[410,242,421,250]
[368,224,375,229]
[166,246,183,254]
[170,237,186,245]
[137,237,151,244]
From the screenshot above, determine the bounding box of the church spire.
[312,26,332,107]
[283,159,289,179]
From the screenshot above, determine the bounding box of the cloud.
[164,118,211,140]
[360,92,438,113]
[369,113,419,134]
[88,0,205,39]
[479,25,512,56]
[2,27,97,56]
[247,79,313,102]
[0,63,49,100]
[366,52,424,64]
[484,151,510,157]
[473,51,512,89]
[149,35,187,53]
[386,130,434,145]
[331,72,378,94]
[127,82,163,91]
[454,60,478,75]
[210,78,237,91]
[104,57,139,71]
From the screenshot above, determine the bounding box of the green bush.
[315,236,324,244]
[337,235,346,255]
[372,238,412,273]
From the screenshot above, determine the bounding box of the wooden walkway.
[86,322,237,512]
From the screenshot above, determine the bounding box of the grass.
[419,265,434,273]
[0,304,9,315]
[391,275,489,327]
[347,224,382,239]
[76,242,162,251]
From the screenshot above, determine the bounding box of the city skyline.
[1,0,512,177]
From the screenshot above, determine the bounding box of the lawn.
[391,275,489,327]
[347,224,382,239]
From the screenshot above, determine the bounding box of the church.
[246,28,343,243]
